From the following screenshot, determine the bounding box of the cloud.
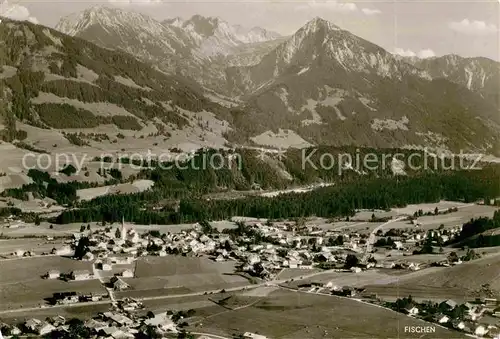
[449,19,498,35]
[361,8,381,16]
[296,1,358,13]
[417,49,436,58]
[296,1,381,15]
[393,48,435,59]
[108,0,162,5]
[0,0,38,23]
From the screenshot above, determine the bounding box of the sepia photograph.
[0,0,499,338]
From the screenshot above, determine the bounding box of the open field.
[76,179,154,201]
[413,204,498,229]
[0,256,105,310]
[364,252,500,302]
[141,295,215,313]
[0,221,106,237]
[115,256,249,299]
[363,284,473,303]
[275,268,322,280]
[378,204,498,232]
[0,220,238,238]
[352,209,398,221]
[285,268,430,289]
[189,289,464,338]
[392,201,472,216]
[135,256,242,278]
[0,279,106,311]
[0,238,68,255]
[0,302,111,325]
[0,256,92,283]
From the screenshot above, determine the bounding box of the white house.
[288,259,300,269]
[243,332,268,339]
[435,314,449,324]
[101,261,112,271]
[145,313,176,332]
[408,262,420,271]
[452,320,465,330]
[46,270,60,279]
[404,305,419,315]
[121,269,134,278]
[70,270,92,281]
[475,325,488,337]
[247,254,261,265]
[393,241,404,250]
[25,319,56,336]
[55,245,73,256]
[82,252,95,261]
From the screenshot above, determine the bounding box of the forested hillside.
[0,17,232,141]
[33,147,500,224]
[54,165,500,224]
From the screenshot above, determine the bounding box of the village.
[0,202,499,338]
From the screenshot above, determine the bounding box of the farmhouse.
[49,316,66,327]
[70,270,92,281]
[85,319,108,332]
[121,269,134,278]
[82,252,95,261]
[101,260,112,271]
[53,245,73,256]
[475,325,488,337]
[145,313,176,332]
[24,319,56,336]
[452,319,465,330]
[111,276,130,291]
[440,299,458,310]
[46,270,60,279]
[434,314,449,324]
[404,305,419,315]
[243,332,269,339]
[102,312,133,327]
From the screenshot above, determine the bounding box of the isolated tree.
[74,237,90,260]
[146,311,155,319]
[434,207,439,215]
[447,251,459,262]
[80,225,86,232]
[344,254,359,269]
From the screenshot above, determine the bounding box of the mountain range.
[0,7,499,155]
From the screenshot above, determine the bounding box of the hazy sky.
[1,0,499,60]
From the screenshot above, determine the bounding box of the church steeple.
[120,216,127,241]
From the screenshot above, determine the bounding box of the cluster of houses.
[374,224,463,250]
[394,297,500,338]
[52,218,467,282]
[0,298,182,339]
[43,220,361,281]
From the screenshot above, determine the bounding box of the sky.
[0,0,499,61]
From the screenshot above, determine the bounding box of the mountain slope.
[225,18,500,153]
[404,54,500,110]
[0,17,233,147]
[55,7,283,92]
[163,14,281,57]
[56,6,196,72]
[2,15,499,154]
